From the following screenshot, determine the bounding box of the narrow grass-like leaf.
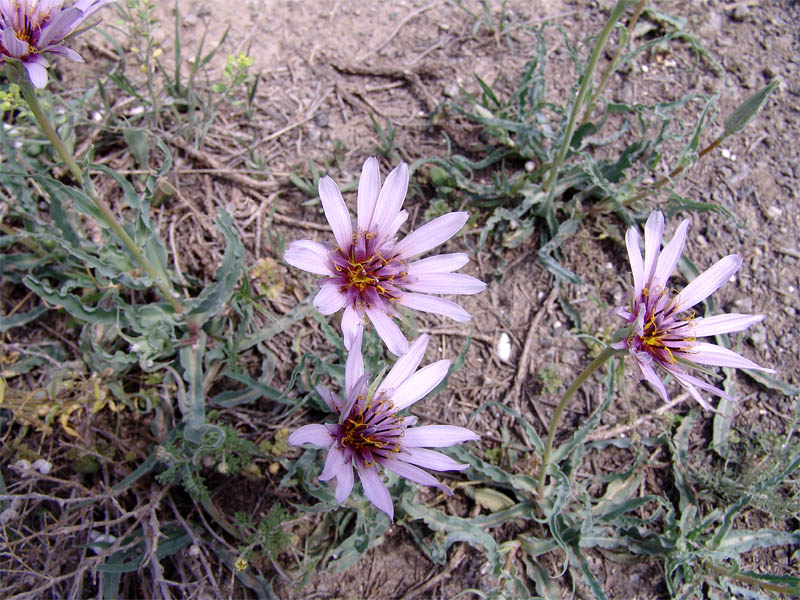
[179,331,208,442]
[399,494,502,576]
[0,305,47,332]
[186,209,244,326]
[568,544,608,600]
[444,445,538,494]
[23,276,116,324]
[716,529,800,554]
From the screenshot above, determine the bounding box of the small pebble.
[496,332,512,362]
[32,459,52,475]
[0,508,18,524]
[12,459,31,474]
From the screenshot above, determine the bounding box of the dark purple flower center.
[338,395,404,466]
[328,231,409,307]
[629,288,696,364]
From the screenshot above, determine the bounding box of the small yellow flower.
[234,556,248,572]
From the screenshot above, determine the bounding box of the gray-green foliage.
[155,425,260,502]
[416,2,779,284]
[235,505,292,563]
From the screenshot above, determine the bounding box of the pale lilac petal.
[284,239,334,275]
[398,292,471,322]
[672,255,742,314]
[401,425,480,448]
[683,341,775,372]
[23,62,49,89]
[41,45,84,62]
[288,424,333,447]
[380,209,409,242]
[652,219,689,292]
[376,334,429,398]
[340,375,367,425]
[395,212,468,259]
[1,29,28,57]
[379,455,451,494]
[345,328,365,397]
[341,305,363,351]
[356,463,393,520]
[74,0,115,16]
[370,162,408,232]
[334,461,355,502]
[392,359,451,410]
[365,305,408,356]
[635,355,669,402]
[642,211,664,285]
[38,7,83,46]
[691,314,766,338]
[666,366,732,409]
[399,447,470,471]
[403,273,486,295]
[316,385,339,412]
[318,176,353,250]
[625,226,644,298]
[408,253,470,276]
[320,444,348,481]
[357,157,381,230]
[314,285,347,315]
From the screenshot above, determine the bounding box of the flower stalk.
[8,64,183,314]
[537,345,616,496]
[541,0,628,224]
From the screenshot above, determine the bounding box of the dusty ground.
[2,0,799,598]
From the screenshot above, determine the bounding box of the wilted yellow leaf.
[474,488,516,512]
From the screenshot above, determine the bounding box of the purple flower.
[0,0,113,88]
[284,157,486,356]
[288,331,479,520]
[613,211,774,410]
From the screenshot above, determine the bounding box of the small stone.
[764,65,780,79]
[730,7,750,22]
[32,459,52,475]
[732,297,753,313]
[496,332,512,362]
[765,205,783,220]
[0,508,18,524]
[313,111,329,128]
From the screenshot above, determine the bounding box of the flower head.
[0,0,113,88]
[613,211,774,409]
[284,157,486,356]
[288,331,479,520]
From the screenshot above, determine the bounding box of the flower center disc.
[329,231,408,305]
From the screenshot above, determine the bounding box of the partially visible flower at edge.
[288,330,479,520]
[284,157,486,356]
[613,210,774,410]
[0,0,114,88]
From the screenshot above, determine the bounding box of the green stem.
[537,346,615,496]
[581,0,647,126]
[541,0,628,213]
[621,133,726,208]
[9,64,183,313]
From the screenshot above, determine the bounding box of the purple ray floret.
[613,210,774,410]
[288,331,479,520]
[0,0,113,88]
[284,157,486,356]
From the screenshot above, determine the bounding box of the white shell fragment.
[496,332,512,362]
